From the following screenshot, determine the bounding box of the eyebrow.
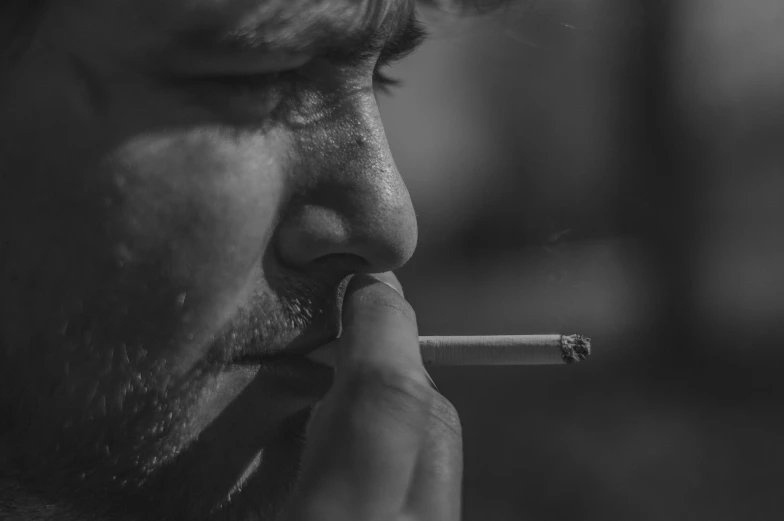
[168,1,427,68]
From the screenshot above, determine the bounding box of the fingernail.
[369,275,404,298]
[423,368,439,392]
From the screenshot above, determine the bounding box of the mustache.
[201,269,349,367]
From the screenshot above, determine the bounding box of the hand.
[280,273,463,521]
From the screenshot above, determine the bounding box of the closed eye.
[188,57,408,97]
[371,17,428,95]
[323,8,428,96]
[173,10,427,97]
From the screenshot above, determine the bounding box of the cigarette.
[305,334,591,367]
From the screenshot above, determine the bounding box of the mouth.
[229,334,339,367]
[227,272,352,367]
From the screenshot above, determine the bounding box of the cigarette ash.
[560,334,591,364]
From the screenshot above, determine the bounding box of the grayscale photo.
[1,1,782,520]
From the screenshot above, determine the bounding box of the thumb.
[335,273,423,374]
[286,274,432,519]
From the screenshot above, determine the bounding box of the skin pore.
[0,0,429,519]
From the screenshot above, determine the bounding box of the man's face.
[0,0,419,518]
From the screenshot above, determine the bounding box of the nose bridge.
[277,94,418,273]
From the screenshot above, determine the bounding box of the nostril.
[307,252,370,273]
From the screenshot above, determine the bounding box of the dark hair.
[0,0,514,67]
[420,0,518,13]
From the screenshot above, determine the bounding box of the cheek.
[98,129,289,363]
[108,129,285,286]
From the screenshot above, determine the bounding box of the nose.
[275,94,418,275]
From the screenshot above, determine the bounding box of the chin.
[130,361,331,521]
[205,407,314,521]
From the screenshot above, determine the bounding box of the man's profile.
[0,0,503,519]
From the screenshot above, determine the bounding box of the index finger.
[285,274,433,520]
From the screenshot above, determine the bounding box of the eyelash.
[199,63,402,97]
[372,66,402,95]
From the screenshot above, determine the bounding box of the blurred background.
[379,1,784,519]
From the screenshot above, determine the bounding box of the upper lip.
[228,266,352,364]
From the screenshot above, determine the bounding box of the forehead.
[75,0,413,52]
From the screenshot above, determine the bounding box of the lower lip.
[221,356,335,399]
